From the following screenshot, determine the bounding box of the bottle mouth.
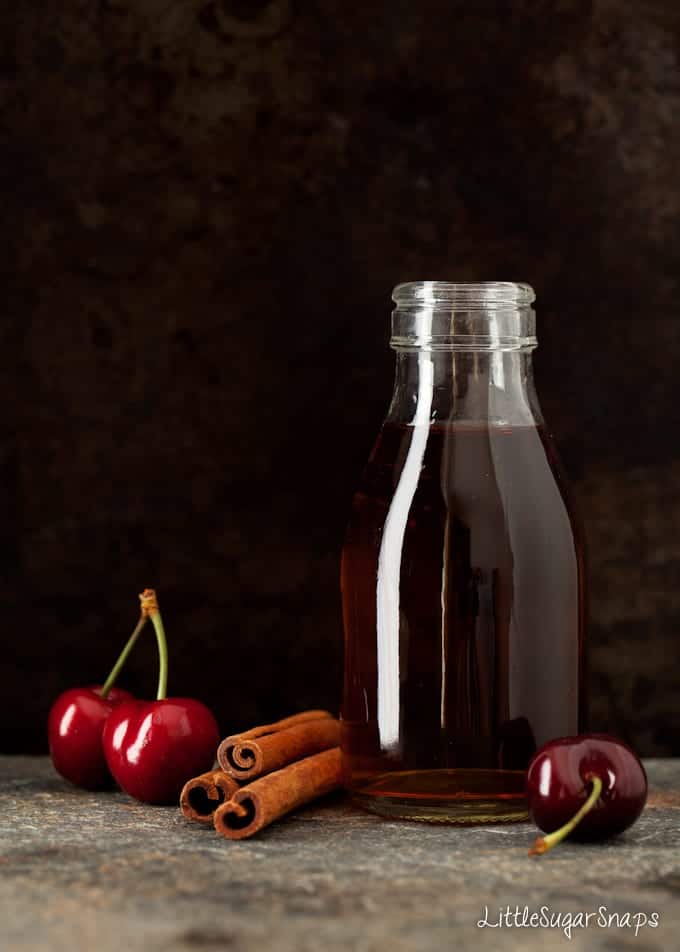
[392,281,536,309]
[391,281,537,352]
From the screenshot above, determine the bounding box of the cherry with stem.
[103,589,220,805]
[526,734,647,858]
[48,609,149,790]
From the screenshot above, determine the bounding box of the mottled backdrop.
[2,0,679,754]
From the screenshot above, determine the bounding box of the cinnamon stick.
[217,709,340,781]
[213,747,343,840]
[179,770,240,824]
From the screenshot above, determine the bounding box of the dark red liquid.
[341,421,585,821]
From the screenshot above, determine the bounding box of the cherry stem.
[100,614,148,699]
[529,774,604,857]
[139,589,168,701]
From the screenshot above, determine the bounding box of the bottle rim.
[392,281,536,309]
[390,281,537,352]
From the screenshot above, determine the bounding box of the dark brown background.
[2,0,679,755]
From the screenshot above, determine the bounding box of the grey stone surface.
[0,757,678,951]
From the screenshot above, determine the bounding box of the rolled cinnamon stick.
[214,747,343,840]
[179,770,240,824]
[217,709,340,781]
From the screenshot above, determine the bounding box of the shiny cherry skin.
[102,698,220,804]
[527,733,647,840]
[48,686,135,790]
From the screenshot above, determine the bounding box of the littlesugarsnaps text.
[477,905,660,940]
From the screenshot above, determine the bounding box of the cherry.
[48,612,148,789]
[102,590,219,804]
[103,698,219,804]
[526,733,647,856]
[48,686,135,789]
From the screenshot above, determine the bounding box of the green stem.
[529,774,603,856]
[100,614,148,698]
[140,589,168,700]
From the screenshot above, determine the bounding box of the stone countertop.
[0,758,678,952]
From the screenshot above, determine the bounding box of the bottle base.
[349,768,529,824]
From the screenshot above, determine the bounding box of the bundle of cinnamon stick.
[180,710,343,839]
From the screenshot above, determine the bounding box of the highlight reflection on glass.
[376,310,434,752]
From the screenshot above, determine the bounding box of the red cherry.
[527,733,647,855]
[47,608,149,790]
[102,698,219,804]
[48,686,135,790]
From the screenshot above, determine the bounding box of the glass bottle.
[341,282,586,823]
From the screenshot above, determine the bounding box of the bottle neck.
[385,349,543,427]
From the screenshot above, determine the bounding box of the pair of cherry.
[48,590,219,804]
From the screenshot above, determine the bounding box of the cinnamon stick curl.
[180,770,240,824]
[214,747,343,840]
[217,710,340,781]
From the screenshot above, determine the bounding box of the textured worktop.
[0,757,679,951]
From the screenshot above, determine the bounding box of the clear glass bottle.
[341,282,586,823]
